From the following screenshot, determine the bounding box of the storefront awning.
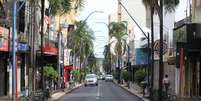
[41,47,58,55]
[64,64,73,70]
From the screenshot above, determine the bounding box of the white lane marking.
[96,81,101,100]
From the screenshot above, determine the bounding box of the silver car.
[105,74,113,82]
[84,74,98,86]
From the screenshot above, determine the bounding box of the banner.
[0,26,9,51]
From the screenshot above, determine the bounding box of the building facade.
[172,0,201,99]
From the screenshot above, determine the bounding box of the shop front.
[17,42,30,93]
[0,26,9,96]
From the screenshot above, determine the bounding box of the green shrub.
[112,71,118,80]
[135,68,146,84]
[121,70,129,82]
[43,65,58,80]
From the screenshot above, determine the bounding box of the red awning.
[41,47,58,55]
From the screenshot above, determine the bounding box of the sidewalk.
[50,83,83,101]
[0,96,11,101]
[114,81,149,101]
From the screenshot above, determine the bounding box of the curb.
[113,81,148,101]
[65,84,83,94]
[53,83,83,101]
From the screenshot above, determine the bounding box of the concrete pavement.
[58,80,143,101]
[114,81,149,101]
[50,83,83,101]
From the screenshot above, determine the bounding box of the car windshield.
[106,75,112,77]
[86,74,96,79]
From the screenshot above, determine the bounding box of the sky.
[78,0,117,58]
[78,0,188,58]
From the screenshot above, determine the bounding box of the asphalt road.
[59,80,143,101]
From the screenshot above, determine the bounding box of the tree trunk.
[118,56,121,84]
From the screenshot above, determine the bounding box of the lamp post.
[119,1,151,94]
[159,0,164,100]
[78,11,104,31]
[12,0,17,100]
[73,11,103,71]
[95,22,112,73]
[40,0,45,98]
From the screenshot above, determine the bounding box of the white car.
[105,74,113,82]
[84,74,98,86]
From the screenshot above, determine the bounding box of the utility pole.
[119,1,150,85]
[127,45,131,89]
[117,0,122,84]
[159,0,164,100]
[150,6,154,101]
[40,0,45,98]
[117,0,122,22]
[12,0,17,100]
[58,29,61,88]
[147,33,150,90]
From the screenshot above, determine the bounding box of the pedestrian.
[163,74,170,100]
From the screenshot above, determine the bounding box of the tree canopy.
[49,0,85,16]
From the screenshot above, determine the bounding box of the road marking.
[96,81,101,100]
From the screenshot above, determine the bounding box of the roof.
[174,17,191,30]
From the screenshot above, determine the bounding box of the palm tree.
[142,0,179,100]
[103,44,112,73]
[142,0,179,17]
[87,53,96,73]
[49,0,85,16]
[71,21,94,69]
[109,21,127,83]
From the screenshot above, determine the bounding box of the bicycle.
[161,90,177,101]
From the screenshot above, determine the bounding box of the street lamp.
[119,1,151,93]
[95,22,108,27]
[77,11,104,31]
[73,11,103,76]
[12,0,17,100]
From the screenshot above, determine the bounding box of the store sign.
[0,26,9,51]
[17,43,29,52]
[41,47,58,55]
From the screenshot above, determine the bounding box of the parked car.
[84,74,98,86]
[105,74,113,82]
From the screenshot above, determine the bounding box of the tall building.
[120,0,147,66]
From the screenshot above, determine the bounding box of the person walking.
[163,74,170,100]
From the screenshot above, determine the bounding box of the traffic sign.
[154,40,168,55]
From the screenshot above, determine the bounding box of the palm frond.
[142,0,179,14]
[74,0,85,10]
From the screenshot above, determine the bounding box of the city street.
[59,80,143,101]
